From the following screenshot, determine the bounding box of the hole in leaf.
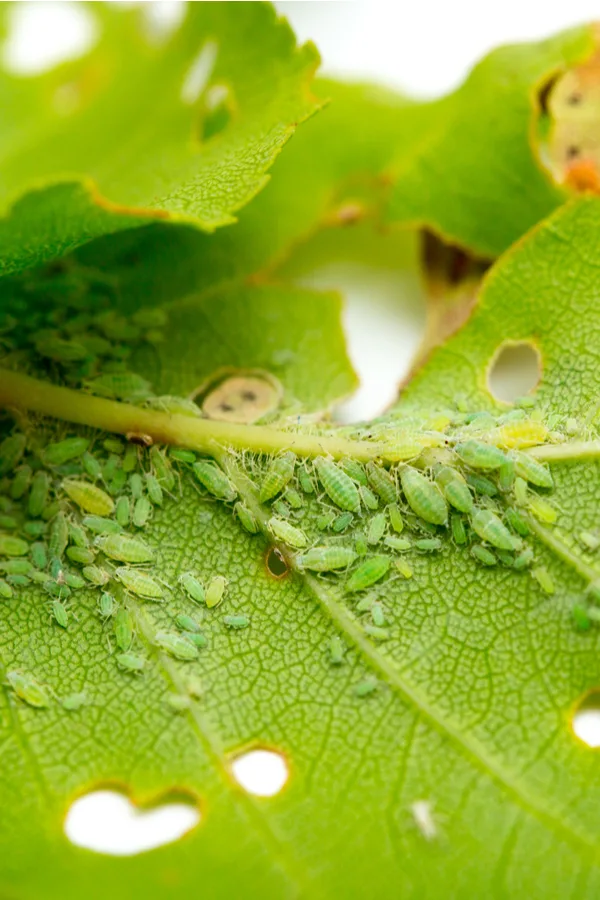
[487,341,541,403]
[181,39,218,105]
[3,2,97,75]
[195,370,283,424]
[64,789,200,856]
[572,691,600,748]
[265,547,288,579]
[231,749,289,797]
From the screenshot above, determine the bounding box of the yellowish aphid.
[7,670,51,708]
[155,631,198,661]
[62,479,114,516]
[206,575,228,609]
[528,496,558,524]
[532,566,554,594]
[268,517,307,549]
[94,534,154,563]
[393,559,413,579]
[493,419,548,449]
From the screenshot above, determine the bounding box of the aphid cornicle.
[268,517,307,549]
[155,631,199,661]
[7,671,51,708]
[297,546,357,572]
[347,556,390,592]
[365,462,397,505]
[314,457,361,513]
[260,452,296,503]
[455,441,506,470]
[114,567,163,600]
[510,451,553,489]
[192,460,237,502]
[470,509,520,551]
[95,533,154,564]
[434,466,473,513]
[400,467,448,526]
[179,572,205,605]
[63,479,114,516]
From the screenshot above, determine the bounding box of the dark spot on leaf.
[265,547,288,579]
[567,145,580,160]
[568,92,582,105]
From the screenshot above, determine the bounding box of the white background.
[4,0,600,856]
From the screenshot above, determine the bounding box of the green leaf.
[0,2,320,275]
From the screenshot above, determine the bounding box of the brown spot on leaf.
[195,369,283,424]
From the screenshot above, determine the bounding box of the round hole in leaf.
[194,369,283,424]
[265,547,288,579]
[231,749,289,797]
[487,341,541,403]
[572,691,600,748]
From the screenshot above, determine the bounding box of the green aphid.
[63,572,85,589]
[513,547,534,570]
[272,499,290,519]
[30,542,47,570]
[347,556,390,592]
[122,444,138,473]
[505,507,530,538]
[10,465,31,500]
[116,652,145,673]
[455,440,506,470]
[0,579,13,599]
[314,457,361,513]
[367,513,387,545]
[365,462,396,505]
[145,473,164,506]
[68,521,89,548]
[98,591,116,619]
[511,451,553,489]
[371,602,385,627]
[62,692,87,711]
[42,501,61,522]
[36,336,87,362]
[82,565,110,586]
[332,512,354,533]
[435,466,473,513]
[387,503,404,534]
[316,511,336,531]
[95,533,153,564]
[146,395,199,417]
[184,632,208,648]
[44,437,89,466]
[81,451,102,480]
[284,488,303,510]
[400,467,448,526]
[354,677,378,698]
[451,514,467,545]
[114,496,130,528]
[84,372,151,400]
[0,515,17,530]
[179,572,205,605]
[498,460,515,492]
[23,521,46,538]
[329,636,344,665]
[355,534,368,555]
[108,469,127,496]
[384,535,411,551]
[0,535,29,557]
[298,465,315,494]
[28,471,50,518]
[29,570,50,585]
[63,479,114,516]
[232,502,258,535]
[471,509,520,551]
[7,573,30,587]
[49,557,64,580]
[167,694,192,712]
[360,485,379,511]
[415,538,442,551]
[496,550,515,567]
[66,546,96,565]
[580,531,600,552]
[115,566,162,599]
[296,546,357,572]
[260,452,296,503]
[340,458,368,486]
[513,476,528,506]
[51,600,69,629]
[49,511,69,559]
[364,624,389,641]
[206,575,228,609]
[193,460,237,502]
[43,579,67,598]
[528,496,558,525]
[103,438,124,455]
[7,671,51,708]
[114,608,134,651]
[155,631,198,661]
[466,473,498,498]
[297,546,357,572]
[532,566,554,594]
[102,454,119,483]
[268,517,307,549]
[175,613,201,633]
[170,448,197,465]
[223,615,250,630]
[0,559,32,574]
[471,544,496,566]
[79,333,111,356]
[131,496,150,528]
[129,473,144,499]
[393,559,413,579]
[0,434,26,477]
[149,446,175,491]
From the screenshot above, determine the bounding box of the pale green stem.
[525,516,600,585]
[526,442,600,462]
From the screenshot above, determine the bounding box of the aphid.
[356,596,374,612]
[51,600,69,629]
[284,488,303,510]
[340,458,368,486]
[116,652,145,673]
[175,613,201,633]
[455,441,506,470]
[0,515,17,530]
[129,473,144,500]
[66,546,96,565]
[434,466,473,513]
[364,624,389,641]
[513,547,534,570]
[332,512,354,533]
[167,694,192,712]
[451,514,467,545]
[272,500,290,519]
[0,535,29,557]
[298,465,315,494]
[297,546,357,572]
[367,513,387,545]
[23,521,46,539]
[528,496,558,525]
[580,532,600,552]
[36,336,87,362]
[49,557,63,581]
[30,542,47,570]
[95,534,153,564]
[365,462,397,505]
[183,632,208,648]
[360,485,379,511]
[347,556,390,592]
[268,517,307,549]
[355,534,368,555]
[149,446,175,490]
[10,465,32,500]
[155,631,199,660]
[511,451,553,489]
[62,479,114,516]
[6,671,51,708]
[114,496,130,528]
[415,538,442,551]
[122,444,138,473]
[82,565,110,586]
[234,502,259,534]
[103,438,123,455]
[0,434,26,477]
[81,451,102,480]
[532,566,554,594]
[0,559,32,574]
[400,467,448,526]
[314,457,361,513]
[131,496,150,528]
[260,452,296,502]
[82,515,122,535]
[193,460,237,502]
[42,501,61,522]
[411,800,437,841]
[28,471,50,518]
[505,507,530,538]
[169,448,196,464]
[329,636,344,665]
[471,544,496,566]
[371,602,385,627]
[98,591,116,619]
[206,575,228,609]
[44,437,89,466]
[513,476,528,506]
[470,509,520,551]
[466,473,498,498]
[43,579,70,599]
[384,536,411,551]
[316,511,336,531]
[84,372,151,400]
[223,615,250,629]
[7,573,30,587]
[354,677,378,698]
[48,511,68,560]
[0,579,13,599]
[387,503,404,534]
[498,460,515,492]
[62,692,87,711]
[179,572,206,605]
[145,473,163,506]
[67,521,89,549]
[63,572,84,590]
[496,549,515,567]
[393,559,413,579]
[114,608,134,651]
